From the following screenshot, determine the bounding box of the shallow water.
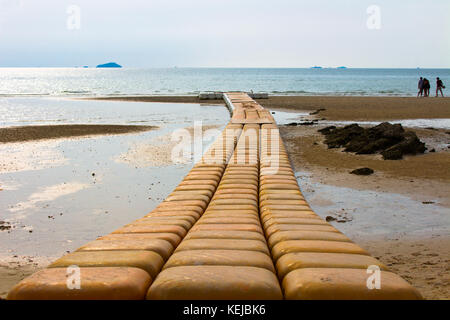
[0,97,226,127]
[0,100,229,260]
[272,109,450,129]
[270,110,312,124]
[296,171,450,240]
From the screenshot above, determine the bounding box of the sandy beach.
[1,96,449,299]
[257,96,450,121]
[0,124,158,143]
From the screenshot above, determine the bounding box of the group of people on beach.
[418,77,445,97]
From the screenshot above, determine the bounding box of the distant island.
[336,66,347,69]
[96,62,122,68]
[311,66,322,69]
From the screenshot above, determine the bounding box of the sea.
[1,67,449,97]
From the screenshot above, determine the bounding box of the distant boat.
[96,62,122,68]
[311,66,322,69]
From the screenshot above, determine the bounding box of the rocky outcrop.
[319,122,426,160]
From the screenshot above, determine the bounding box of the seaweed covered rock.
[321,124,365,149]
[381,131,426,160]
[319,122,426,160]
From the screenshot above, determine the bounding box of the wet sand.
[359,237,450,300]
[116,125,221,168]
[0,124,158,143]
[0,256,52,299]
[280,126,450,196]
[257,96,450,121]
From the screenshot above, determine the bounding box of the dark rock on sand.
[350,167,374,175]
[299,121,318,126]
[318,126,336,135]
[319,122,426,160]
[0,223,11,231]
[380,131,426,160]
[286,121,318,126]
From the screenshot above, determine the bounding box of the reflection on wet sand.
[115,125,221,168]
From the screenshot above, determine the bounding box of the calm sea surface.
[1,68,449,97]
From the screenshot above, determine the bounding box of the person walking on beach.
[422,78,431,97]
[436,77,445,97]
[417,77,424,97]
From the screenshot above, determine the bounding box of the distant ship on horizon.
[310,66,347,69]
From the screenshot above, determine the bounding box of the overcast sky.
[0,0,449,68]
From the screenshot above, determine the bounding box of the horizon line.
[1,66,450,69]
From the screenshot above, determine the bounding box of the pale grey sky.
[0,0,449,67]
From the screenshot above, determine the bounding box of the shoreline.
[85,95,225,105]
[85,95,450,121]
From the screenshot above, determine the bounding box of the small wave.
[270,90,311,94]
[61,90,92,94]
